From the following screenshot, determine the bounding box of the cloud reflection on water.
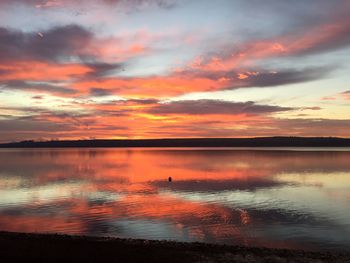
[0,148,349,251]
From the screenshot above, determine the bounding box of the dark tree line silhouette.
[0,137,349,148]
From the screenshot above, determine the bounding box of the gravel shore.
[0,231,349,262]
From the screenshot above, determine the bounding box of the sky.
[0,0,349,142]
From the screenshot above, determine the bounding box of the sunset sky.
[0,0,350,142]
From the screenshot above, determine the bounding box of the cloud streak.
[147,100,294,115]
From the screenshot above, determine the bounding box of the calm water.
[0,148,350,251]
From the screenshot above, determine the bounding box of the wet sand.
[0,231,349,262]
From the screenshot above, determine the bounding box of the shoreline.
[0,231,349,262]
[1,137,350,148]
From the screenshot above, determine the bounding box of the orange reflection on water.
[0,213,84,235]
[0,148,350,251]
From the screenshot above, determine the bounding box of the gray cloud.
[0,80,77,95]
[92,98,159,106]
[0,118,73,132]
[237,67,333,88]
[147,100,294,115]
[180,66,334,90]
[84,62,124,78]
[125,98,159,105]
[0,25,92,62]
[89,88,113,97]
[32,95,44,100]
[301,107,322,111]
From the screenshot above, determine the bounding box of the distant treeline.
[0,137,350,148]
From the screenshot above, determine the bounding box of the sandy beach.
[0,231,349,263]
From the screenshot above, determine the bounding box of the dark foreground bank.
[1,137,350,148]
[0,232,349,263]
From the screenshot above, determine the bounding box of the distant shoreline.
[0,231,349,263]
[1,137,350,148]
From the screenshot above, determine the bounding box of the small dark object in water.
[168,177,172,182]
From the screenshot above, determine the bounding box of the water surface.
[0,148,350,251]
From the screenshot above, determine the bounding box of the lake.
[0,148,349,251]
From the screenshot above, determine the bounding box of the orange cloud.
[0,61,91,82]
[71,75,222,97]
